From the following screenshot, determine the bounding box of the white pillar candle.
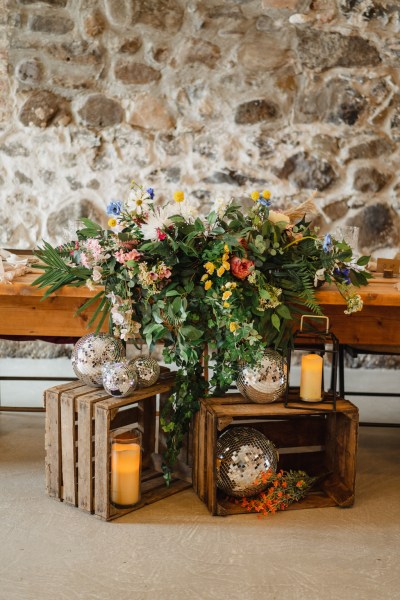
[111,441,141,507]
[300,354,323,402]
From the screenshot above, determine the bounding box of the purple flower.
[334,267,351,284]
[106,201,122,216]
[146,188,155,200]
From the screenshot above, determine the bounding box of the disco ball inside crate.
[216,426,278,498]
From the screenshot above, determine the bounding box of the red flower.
[238,237,249,251]
[230,256,254,280]
[157,228,167,241]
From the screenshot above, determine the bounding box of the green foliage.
[31,186,369,477]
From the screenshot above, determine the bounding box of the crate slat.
[77,389,111,512]
[194,395,359,516]
[45,375,193,521]
[45,382,84,497]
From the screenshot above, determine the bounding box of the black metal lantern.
[284,315,339,412]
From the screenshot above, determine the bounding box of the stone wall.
[1,0,399,365]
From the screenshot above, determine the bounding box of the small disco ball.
[216,426,278,498]
[102,360,138,397]
[71,333,125,387]
[237,349,288,404]
[131,356,160,388]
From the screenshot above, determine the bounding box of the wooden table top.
[1,272,399,304]
[317,275,400,307]
[0,272,399,344]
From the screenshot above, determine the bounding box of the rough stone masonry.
[0,0,399,365]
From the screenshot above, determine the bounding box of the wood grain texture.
[2,274,399,342]
[60,384,94,506]
[194,396,359,516]
[45,382,82,498]
[77,389,112,513]
[94,403,110,520]
[44,376,191,521]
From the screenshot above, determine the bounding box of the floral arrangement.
[236,469,316,516]
[33,181,370,481]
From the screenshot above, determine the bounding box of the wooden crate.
[45,372,191,521]
[193,393,359,516]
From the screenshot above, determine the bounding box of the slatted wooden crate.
[193,393,359,516]
[45,371,191,521]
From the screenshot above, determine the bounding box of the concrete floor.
[1,410,399,600]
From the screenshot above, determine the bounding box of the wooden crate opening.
[45,373,192,521]
[193,395,359,516]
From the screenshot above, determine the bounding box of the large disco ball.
[237,349,287,403]
[216,426,278,498]
[102,360,138,397]
[72,333,125,387]
[131,356,160,388]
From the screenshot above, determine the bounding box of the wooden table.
[0,273,399,346]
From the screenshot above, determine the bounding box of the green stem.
[282,236,317,251]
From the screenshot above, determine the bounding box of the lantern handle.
[300,314,330,334]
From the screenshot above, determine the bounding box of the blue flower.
[146,187,155,200]
[106,201,122,216]
[323,234,332,253]
[334,267,351,285]
[258,198,271,207]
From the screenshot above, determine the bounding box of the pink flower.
[124,249,141,262]
[85,238,103,260]
[230,256,254,280]
[114,250,126,264]
[114,248,141,264]
[80,252,90,268]
[157,263,172,280]
[157,228,167,241]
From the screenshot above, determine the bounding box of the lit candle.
[111,439,141,507]
[300,354,323,402]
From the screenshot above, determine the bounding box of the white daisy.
[180,202,200,223]
[212,197,232,220]
[140,204,177,240]
[126,188,153,215]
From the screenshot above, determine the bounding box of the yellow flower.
[262,190,271,200]
[205,280,212,290]
[204,261,216,275]
[173,190,185,203]
[223,302,230,308]
[250,191,260,201]
[222,252,229,261]
[108,218,117,228]
[224,244,229,253]
[229,322,238,332]
[201,274,209,282]
[222,260,230,270]
[222,290,232,301]
[217,266,225,277]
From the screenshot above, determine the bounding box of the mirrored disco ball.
[216,426,278,498]
[72,333,125,387]
[102,360,138,397]
[131,356,160,388]
[237,349,288,403]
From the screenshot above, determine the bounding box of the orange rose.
[230,255,254,280]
